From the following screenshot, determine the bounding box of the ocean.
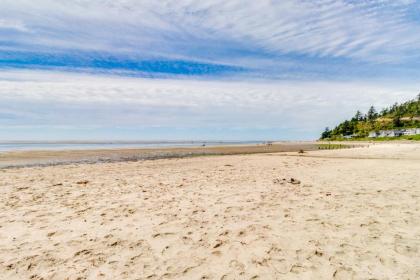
[0,141,265,152]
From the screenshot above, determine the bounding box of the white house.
[368,128,420,138]
[403,128,418,136]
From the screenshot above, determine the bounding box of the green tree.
[321,127,332,139]
[367,106,377,122]
[352,110,363,122]
[393,115,402,128]
[380,108,388,116]
[390,102,398,114]
[341,120,353,136]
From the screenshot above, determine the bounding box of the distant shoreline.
[0,142,320,169]
[0,140,263,144]
[0,140,267,153]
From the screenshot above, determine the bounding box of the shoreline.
[0,140,266,153]
[0,142,321,169]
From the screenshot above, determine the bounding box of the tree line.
[321,94,420,139]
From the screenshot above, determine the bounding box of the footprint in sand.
[333,267,355,279]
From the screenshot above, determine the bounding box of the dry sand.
[0,143,419,279]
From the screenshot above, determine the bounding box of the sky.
[1,0,420,141]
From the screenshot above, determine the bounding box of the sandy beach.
[0,142,419,279]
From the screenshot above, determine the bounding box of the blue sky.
[1,0,420,141]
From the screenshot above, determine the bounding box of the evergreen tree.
[367,106,377,121]
[341,120,352,135]
[390,102,398,113]
[380,108,388,116]
[321,127,331,139]
[352,110,363,121]
[393,116,402,128]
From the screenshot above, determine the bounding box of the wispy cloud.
[0,19,28,32]
[1,69,418,140]
[1,0,420,67]
[1,1,420,140]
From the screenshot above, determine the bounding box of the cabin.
[368,128,420,138]
[381,130,403,137]
[403,128,420,136]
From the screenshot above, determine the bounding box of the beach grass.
[317,143,350,149]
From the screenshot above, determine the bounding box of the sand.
[0,143,419,279]
[0,142,321,169]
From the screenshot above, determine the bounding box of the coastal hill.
[321,94,420,140]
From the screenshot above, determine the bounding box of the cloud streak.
[0,19,28,32]
[1,1,420,140]
[1,69,418,140]
[1,0,420,67]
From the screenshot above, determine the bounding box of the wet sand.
[0,143,419,279]
[0,142,320,168]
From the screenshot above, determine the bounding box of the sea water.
[0,141,264,152]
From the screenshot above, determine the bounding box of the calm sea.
[0,141,264,152]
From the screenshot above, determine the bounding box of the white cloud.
[1,0,419,64]
[0,19,28,32]
[0,69,418,138]
[2,1,419,140]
